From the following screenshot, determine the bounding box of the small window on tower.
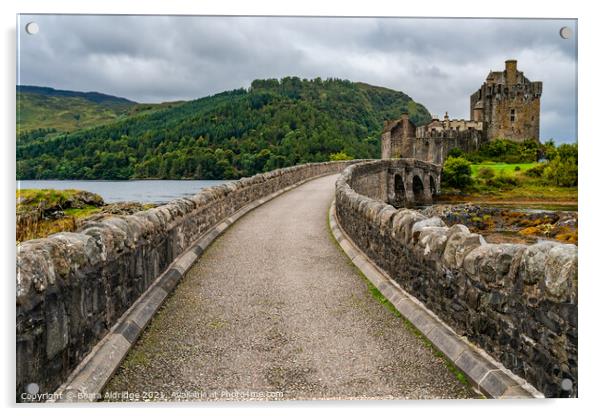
[510,109,516,122]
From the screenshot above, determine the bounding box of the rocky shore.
[16,189,155,242]
[422,203,578,245]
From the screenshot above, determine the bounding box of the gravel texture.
[104,174,477,401]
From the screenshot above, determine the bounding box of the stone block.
[454,350,497,386]
[478,369,519,398]
[428,326,467,361]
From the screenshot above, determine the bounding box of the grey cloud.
[18,15,577,142]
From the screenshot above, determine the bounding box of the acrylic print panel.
[16,15,578,402]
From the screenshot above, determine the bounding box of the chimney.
[505,59,517,86]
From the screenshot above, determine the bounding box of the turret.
[505,59,518,86]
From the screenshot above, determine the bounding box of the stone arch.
[390,173,406,208]
[412,175,425,205]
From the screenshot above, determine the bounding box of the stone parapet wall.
[16,161,354,399]
[335,160,577,397]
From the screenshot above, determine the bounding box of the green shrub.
[447,147,465,158]
[329,151,353,161]
[442,157,473,189]
[477,166,495,180]
[465,139,541,164]
[484,170,518,188]
[543,156,578,187]
[525,163,545,177]
[496,170,519,186]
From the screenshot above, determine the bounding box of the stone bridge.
[16,160,577,402]
[349,158,441,208]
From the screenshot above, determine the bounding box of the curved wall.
[335,159,577,397]
[16,161,354,399]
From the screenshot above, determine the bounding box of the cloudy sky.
[18,15,577,142]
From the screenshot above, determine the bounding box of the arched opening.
[429,175,437,197]
[391,174,406,208]
[412,175,425,205]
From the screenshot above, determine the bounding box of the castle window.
[510,109,516,122]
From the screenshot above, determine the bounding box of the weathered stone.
[442,228,485,270]
[45,299,68,359]
[391,210,427,245]
[463,243,526,287]
[412,216,446,242]
[544,244,578,303]
[414,226,449,260]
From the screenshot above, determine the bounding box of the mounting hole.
[561,378,573,391]
[25,22,39,35]
[559,26,572,39]
[25,382,39,395]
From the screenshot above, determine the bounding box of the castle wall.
[488,91,541,141]
[381,131,391,159]
[383,126,484,165]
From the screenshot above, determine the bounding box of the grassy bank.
[440,162,577,207]
[16,189,105,242]
[16,189,153,242]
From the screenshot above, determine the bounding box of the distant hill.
[17,77,431,180]
[17,85,136,108]
[17,85,138,134]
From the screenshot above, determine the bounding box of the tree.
[329,151,353,161]
[442,157,473,189]
[543,157,577,187]
[447,147,465,158]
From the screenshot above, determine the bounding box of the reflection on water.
[17,180,231,204]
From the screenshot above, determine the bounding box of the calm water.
[17,180,231,204]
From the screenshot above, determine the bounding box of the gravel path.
[104,174,477,401]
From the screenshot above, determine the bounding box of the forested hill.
[17,77,431,180]
[17,85,137,134]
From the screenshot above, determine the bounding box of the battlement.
[416,112,484,140]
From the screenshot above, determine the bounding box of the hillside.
[17,77,431,180]
[17,85,139,134]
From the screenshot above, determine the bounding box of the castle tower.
[469,59,542,142]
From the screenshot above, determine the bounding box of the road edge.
[328,200,544,400]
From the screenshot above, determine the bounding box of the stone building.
[470,59,543,141]
[382,60,542,164]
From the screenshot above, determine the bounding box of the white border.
[2,1,599,415]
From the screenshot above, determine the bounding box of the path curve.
[104,174,477,400]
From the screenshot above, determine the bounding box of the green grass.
[16,188,105,242]
[17,188,80,204]
[63,206,103,218]
[441,162,577,206]
[470,162,537,177]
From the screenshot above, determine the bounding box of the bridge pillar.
[422,172,433,205]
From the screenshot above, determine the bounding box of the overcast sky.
[18,15,577,143]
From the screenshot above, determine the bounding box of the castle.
[381,60,543,164]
